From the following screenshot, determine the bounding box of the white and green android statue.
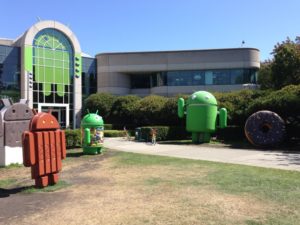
[81,111,104,154]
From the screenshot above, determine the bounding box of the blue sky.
[0,0,299,61]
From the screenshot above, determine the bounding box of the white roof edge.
[81,52,93,58]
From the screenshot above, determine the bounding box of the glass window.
[212,70,231,85]
[32,28,74,105]
[81,57,97,101]
[131,74,150,88]
[0,46,21,101]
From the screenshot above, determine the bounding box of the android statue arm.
[218,108,227,129]
[22,131,36,167]
[84,128,91,145]
[178,98,185,118]
[60,130,67,159]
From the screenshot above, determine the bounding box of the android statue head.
[81,110,104,155]
[29,111,60,131]
[178,91,227,143]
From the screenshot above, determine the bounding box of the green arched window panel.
[33,28,74,97]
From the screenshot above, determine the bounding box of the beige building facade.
[97,48,260,96]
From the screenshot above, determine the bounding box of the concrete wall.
[0,39,13,46]
[96,48,260,96]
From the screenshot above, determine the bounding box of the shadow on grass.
[159,139,300,152]
[66,151,85,158]
[0,180,70,198]
[158,139,255,149]
[0,186,32,198]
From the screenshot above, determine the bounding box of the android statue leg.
[192,132,199,143]
[199,133,211,143]
[48,173,59,185]
[204,133,211,143]
[35,175,49,188]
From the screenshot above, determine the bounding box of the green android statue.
[178,91,227,143]
[81,111,104,154]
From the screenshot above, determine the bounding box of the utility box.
[135,127,142,141]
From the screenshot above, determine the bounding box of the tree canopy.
[258,37,300,89]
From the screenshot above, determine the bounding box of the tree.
[271,37,300,89]
[257,60,273,89]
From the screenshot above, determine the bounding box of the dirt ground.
[0,149,274,225]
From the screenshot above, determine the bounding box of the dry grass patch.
[1,150,299,225]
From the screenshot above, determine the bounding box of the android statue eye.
[192,94,197,100]
[205,95,210,100]
[42,120,46,124]
[51,120,54,124]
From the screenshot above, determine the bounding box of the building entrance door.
[38,103,69,128]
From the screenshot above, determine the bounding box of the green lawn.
[113,151,300,225]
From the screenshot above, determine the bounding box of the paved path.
[104,138,300,171]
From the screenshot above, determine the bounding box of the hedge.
[82,85,300,142]
[104,130,126,137]
[65,129,130,148]
[65,129,82,149]
[104,124,113,130]
[137,126,189,142]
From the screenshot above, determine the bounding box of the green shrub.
[83,93,116,122]
[138,126,189,141]
[104,124,113,130]
[82,86,300,143]
[134,95,168,126]
[110,95,140,125]
[65,129,81,148]
[167,126,190,140]
[139,126,169,141]
[214,89,268,127]
[247,85,300,139]
[247,85,300,119]
[104,130,126,137]
[160,97,182,126]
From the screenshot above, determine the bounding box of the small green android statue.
[81,111,104,154]
[178,91,227,143]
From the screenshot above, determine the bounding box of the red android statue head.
[22,110,66,188]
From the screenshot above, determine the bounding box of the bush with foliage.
[81,85,300,142]
[110,95,140,125]
[104,130,126,137]
[104,124,113,130]
[247,85,300,118]
[82,93,116,122]
[247,85,300,139]
[160,96,183,126]
[137,126,189,142]
[214,89,268,127]
[65,129,81,148]
[134,95,168,126]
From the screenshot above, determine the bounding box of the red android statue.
[22,111,66,188]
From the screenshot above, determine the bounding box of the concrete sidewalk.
[104,138,300,171]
